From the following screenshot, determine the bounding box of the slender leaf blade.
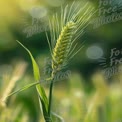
[16,40,49,116]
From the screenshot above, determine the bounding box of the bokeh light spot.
[86,45,104,59]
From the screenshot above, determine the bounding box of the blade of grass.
[16,40,49,121]
[1,81,40,101]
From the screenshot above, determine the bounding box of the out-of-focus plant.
[0,61,28,122]
[50,71,122,122]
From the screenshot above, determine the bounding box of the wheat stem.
[48,78,54,117]
[48,21,76,119]
[47,2,95,121]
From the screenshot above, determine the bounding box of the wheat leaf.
[16,40,49,117]
[1,81,40,100]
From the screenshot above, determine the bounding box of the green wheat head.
[52,21,76,72]
[46,1,95,75]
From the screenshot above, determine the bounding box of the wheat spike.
[0,61,27,106]
[46,1,95,74]
[52,21,76,71]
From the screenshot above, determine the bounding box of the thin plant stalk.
[48,79,54,117]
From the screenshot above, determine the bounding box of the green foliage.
[16,40,49,122]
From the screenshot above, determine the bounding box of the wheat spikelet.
[52,21,75,71]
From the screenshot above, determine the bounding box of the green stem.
[48,78,54,119]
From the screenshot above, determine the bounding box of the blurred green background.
[0,0,122,122]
